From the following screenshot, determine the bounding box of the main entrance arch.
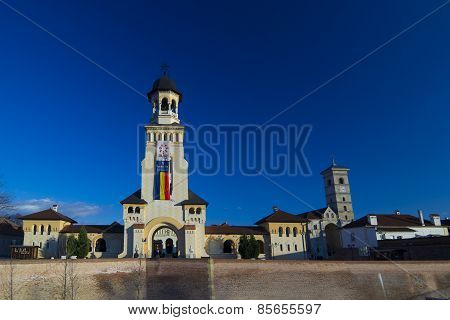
[144,217,184,258]
[152,226,178,257]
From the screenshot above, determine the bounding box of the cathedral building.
[19,73,356,260]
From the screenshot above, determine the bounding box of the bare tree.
[0,181,14,217]
[58,259,79,300]
[0,258,22,300]
[131,259,146,299]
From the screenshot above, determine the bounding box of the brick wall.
[0,259,449,299]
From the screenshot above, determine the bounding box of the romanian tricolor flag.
[154,141,172,200]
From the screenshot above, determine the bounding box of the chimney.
[52,204,59,212]
[418,210,425,226]
[272,206,279,213]
[430,214,441,227]
[367,215,378,226]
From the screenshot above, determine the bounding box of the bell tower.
[147,67,182,125]
[321,159,354,225]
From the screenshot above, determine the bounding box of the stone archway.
[144,217,184,258]
[152,226,178,257]
[325,223,340,257]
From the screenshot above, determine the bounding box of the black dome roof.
[147,75,182,98]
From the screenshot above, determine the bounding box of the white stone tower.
[320,160,354,225]
[119,71,208,259]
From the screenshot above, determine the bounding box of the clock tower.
[321,160,354,225]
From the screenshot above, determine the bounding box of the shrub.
[238,235,260,259]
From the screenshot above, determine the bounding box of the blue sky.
[1,0,450,225]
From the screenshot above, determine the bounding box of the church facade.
[19,74,355,260]
[118,74,354,260]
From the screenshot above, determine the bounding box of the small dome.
[147,75,182,99]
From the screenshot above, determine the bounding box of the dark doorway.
[153,240,163,257]
[166,238,174,255]
[95,239,107,252]
[223,240,233,254]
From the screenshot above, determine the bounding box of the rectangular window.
[280,244,283,252]
[287,244,290,252]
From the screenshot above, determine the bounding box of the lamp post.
[271,243,278,260]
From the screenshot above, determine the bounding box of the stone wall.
[0,259,449,300]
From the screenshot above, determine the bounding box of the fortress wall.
[0,259,449,300]
[212,260,450,300]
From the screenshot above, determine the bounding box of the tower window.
[40,225,45,235]
[189,208,195,214]
[161,98,169,111]
[135,207,140,214]
[278,227,283,237]
[33,225,37,235]
[171,99,177,113]
[128,207,134,214]
[196,208,202,214]
[293,227,298,237]
[339,177,345,184]
[286,227,290,237]
[47,225,51,235]
[343,197,346,202]
[344,206,348,211]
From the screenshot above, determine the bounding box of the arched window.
[196,208,202,214]
[339,177,345,184]
[343,197,346,202]
[33,225,37,235]
[135,207,140,214]
[153,133,156,141]
[189,208,195,214]
[171,99,177,113]
[128,207,134,214]
[95,239,107,252]
[286,227,290,237]
[293,227,298,237]
[158,133,162,140]
[344,206,348,211]
[169,133,173,141]
[278,227,283,237]
[223,240,233,254]
[287,244,291,252]
[163,133,167,141]
[40,225,45,235]
[161,98,169,111]
[47,225,51,235]
[175,133,179,142]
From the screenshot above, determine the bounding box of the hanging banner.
[154,140,171,200]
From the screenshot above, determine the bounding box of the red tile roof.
[255,209,309,225]
[20,208,77,224]
[205,224,267,235]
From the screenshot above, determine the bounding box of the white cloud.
[15,198,100,218]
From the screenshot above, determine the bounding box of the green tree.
[238,235,260,259]
[66,235,78,257]
[76,227,90,259]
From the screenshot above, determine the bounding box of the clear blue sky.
[1,0,450,225]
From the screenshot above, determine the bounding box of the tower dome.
[147,75,182,100]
